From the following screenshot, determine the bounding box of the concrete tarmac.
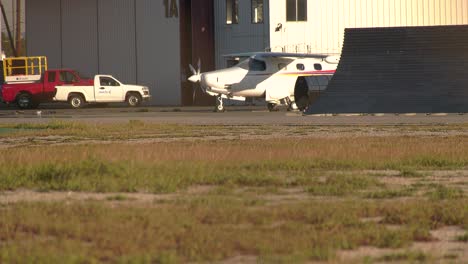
[1,104,468,125]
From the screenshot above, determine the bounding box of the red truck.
[1,69,92,109]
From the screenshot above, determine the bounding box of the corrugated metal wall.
[214,0,270,68]
[26,0,62,68]
[61,0,98,77]
[136,0,181,105]
[269,0,468,54]
[98,0,137,83]
[26,0,181,105]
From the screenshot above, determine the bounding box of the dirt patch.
[337,226,468,262]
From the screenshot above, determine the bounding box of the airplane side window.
[296,63,305,71]
[249,59,266,71]
[314,63,322,71]
[278,63,287,70]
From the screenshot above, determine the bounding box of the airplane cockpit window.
[296,63,305,71]
[249,58,266,71]
[314,63,322,71]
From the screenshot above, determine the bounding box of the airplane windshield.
[236,59,250,70]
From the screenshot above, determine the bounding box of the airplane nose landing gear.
[214,95,225,112]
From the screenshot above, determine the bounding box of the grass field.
[0,121,467,263]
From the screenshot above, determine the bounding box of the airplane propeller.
[188,58,203,103]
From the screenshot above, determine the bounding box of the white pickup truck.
[54,75,151,108]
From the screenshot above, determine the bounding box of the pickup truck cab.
[1,69,92,109]
[54,75,151,108]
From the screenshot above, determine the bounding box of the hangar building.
[25,0,468,106]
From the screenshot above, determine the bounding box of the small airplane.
[188,52,339,112]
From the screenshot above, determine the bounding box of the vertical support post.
[15,0,22,56]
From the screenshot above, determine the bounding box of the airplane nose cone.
[188,74,200,83]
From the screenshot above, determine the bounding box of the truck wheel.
[17,93,33,109]
[126,93,142,107]
[69,94,85,109]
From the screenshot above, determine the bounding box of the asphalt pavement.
[1,103,468,125]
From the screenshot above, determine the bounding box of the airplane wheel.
[288,102,299,111]
[215,104,225,112]
[214,96,225,112]
[267,103,278,112]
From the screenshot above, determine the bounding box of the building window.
[226,0,239,24]
[251,0,264,23]
[286,0,307,22]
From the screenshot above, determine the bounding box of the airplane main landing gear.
[267,103,278,112]
[214,95,225,112]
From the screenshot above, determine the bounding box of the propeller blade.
[197,58,201,75]
[189,64,197,75]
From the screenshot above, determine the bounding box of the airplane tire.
[215,104,225,112]
[267,103,278,112]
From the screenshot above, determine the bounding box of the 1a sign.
[163,0,179,18]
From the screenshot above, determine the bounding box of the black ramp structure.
[307,25,468,114]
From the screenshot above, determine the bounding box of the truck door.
[95,76,124,102]
[44,71,66,98]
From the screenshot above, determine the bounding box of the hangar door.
[180,0,216,106]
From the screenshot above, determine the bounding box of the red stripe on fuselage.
[246,70,335,77]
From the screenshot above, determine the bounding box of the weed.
[106,194,130,201]
[426,185,464,200]
[307,174,379,196]
[377,251,428,262]
[456,233,468,242]
[398,169,422,178]
[364,188,415,199]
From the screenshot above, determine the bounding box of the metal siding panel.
[61,0,98,78]
[456,0,463,24]
[26,0,61,68]
[464,0,468,23]
[434,0,441,24]
[98,0,136,83]
[387,0,396,26]
[417,0,424,25]
[136,0,180,105]
[215,0,269,68]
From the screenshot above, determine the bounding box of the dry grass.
[0,199,466,263]
[0,121,467,263]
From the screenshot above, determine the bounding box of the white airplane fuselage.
[189,53,339,111]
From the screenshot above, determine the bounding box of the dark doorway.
[180,0,215,106]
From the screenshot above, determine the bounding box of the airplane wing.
[223,52,340,65]
[223,52,338,59]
